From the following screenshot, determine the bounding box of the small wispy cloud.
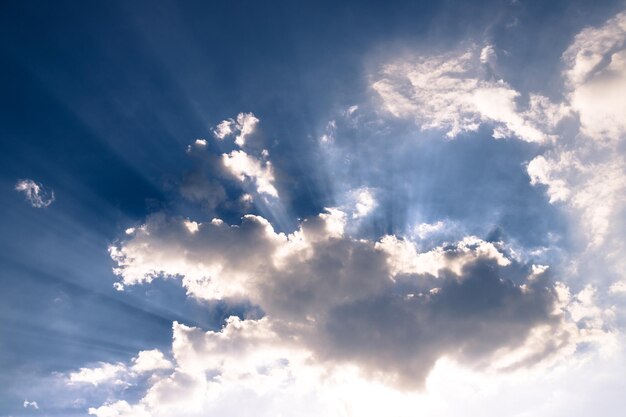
[14,179,55,208]
[212,112,260,147]
[23,400,39,409]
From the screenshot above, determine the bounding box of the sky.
[1,0,626,415]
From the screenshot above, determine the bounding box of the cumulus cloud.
[65,349,173,397]
[15,179,55,208]
[376,234,511,277]
[107,205,609,396]
[479,44,497,66]
[212,112,260,147]
[562,10,626,142]
[68,362,127,387]
[526,11,626,248]
[89,401,150,417]
[131,349,174,374]
[222,150,279,198]
[89,216,615,416]
[372,46,565,142]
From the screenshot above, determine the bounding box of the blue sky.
[2,1,626,416]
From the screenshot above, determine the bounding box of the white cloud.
[222,150,279,197]
[89,401,150,417]
[372,47,561,142]
[609,281,626,294]
[183,219,200,234]
[68,362,127,387]
[234,112,260,147]
[23,400,39,409]
[15,179,55,208]
[131,349,173,374]
[352,188,376,219]
[376,234,511,277]
[346,105,359,116]
[527,11,626,249]
[213,112,260,147]
[479,44,496,66]
[562,11,626,142]
[213,119,235,140]
[414,221,445,239]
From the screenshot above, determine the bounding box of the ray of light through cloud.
[1,1,626,416]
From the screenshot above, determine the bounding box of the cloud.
[479,44,497,66]
[107,205,608,395]
[89,401,150,417]
[67,362,127,387]
[526,10,626,248]
[376,234,510,277]
[131,349,174,374]
[65,350,173,395]
[213,112,260,147]
[23,400,39,409]
[372,47,564,142]
[86,242,614,416]
[351,188,376,219]
[222,150,279,198]
[414,220,445,239]
[213,119,235,140]
[562,10,626,142]
[14,179,55,208]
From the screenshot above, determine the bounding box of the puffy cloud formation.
[222,150,278,198]
[207,112,279,199]
[68,362,127,386]
[88,205,614,415]
[563,11,626,142]
[372,46,566,142]
[66,350,172,391]
[107,207,611,397]
[526,11,626,248]
[14,179,55,208]
[131,349,174,374]
[213,112,260,147]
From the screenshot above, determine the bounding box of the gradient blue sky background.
[2,1,626,416]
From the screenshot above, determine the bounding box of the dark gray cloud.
[110,211,575,388]
[317,260,559,387]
